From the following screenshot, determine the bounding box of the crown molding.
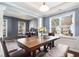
[4,2,39,18]
[0,5,6,10]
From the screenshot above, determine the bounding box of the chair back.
[0,38,10,57]
[48,33,54,36]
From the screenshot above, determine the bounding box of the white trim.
[3,19,8,37]
[38,17,43,36]
[0,6,6,38]
[38,17,43,28]
[0,5,6,10]
[49,17,52,32]
[72,11,75,37]
[4,2,39,18]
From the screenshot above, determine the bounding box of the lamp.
[39,2,49,12]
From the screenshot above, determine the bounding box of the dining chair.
[47,33,55,50]
[0,38,26,57]
[48,33,54,36]
[43,44,69,57]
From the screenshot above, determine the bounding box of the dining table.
[17,36,60,57]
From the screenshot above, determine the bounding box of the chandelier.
[39,2,49,12]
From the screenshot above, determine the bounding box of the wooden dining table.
[17,36,60,56]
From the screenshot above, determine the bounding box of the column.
[49,18,52,32]
[37,17,43,36]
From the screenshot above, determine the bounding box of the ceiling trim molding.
[0,5,6,10]
[49,4,79,17]
[50,2,66,10]
[4,2,39,18]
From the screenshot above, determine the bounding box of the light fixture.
[39,2,49,12]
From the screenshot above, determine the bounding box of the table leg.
[51,41,54,47]
[44,45,48,52]
[26,51,31,57]
[49,42,52,50]
[38,48,41,52]
[32,50,36,57]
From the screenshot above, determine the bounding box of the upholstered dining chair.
[43,44,69,57]
[48,33,54,36]
[0,38,26,57]
[47,33,55,50]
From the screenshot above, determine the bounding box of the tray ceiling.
[0,2,79,19]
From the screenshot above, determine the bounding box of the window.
[50,12,74,37]
[51,18,60,35]
[61,15,73,36]
[18,21,26,36]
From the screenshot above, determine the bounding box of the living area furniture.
[43,44,69,57]
[0,38,26,57]
[17,36,60,57]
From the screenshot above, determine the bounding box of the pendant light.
[39,2,49,12]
